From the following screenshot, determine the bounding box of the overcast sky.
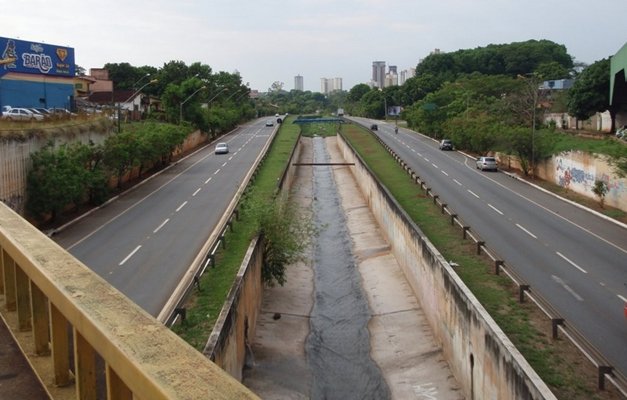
[3,0,626,92]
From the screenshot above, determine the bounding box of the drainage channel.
[306,136,390,399]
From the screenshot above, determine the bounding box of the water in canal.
[306,137,390,399]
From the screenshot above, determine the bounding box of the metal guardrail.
[161,121,301,327]
[360,123,627,397]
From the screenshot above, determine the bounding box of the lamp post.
[179,86,207,124]
[118,79,158,132]
[518,74,539,179]
[132,73,151,90]
[206,87,229,105]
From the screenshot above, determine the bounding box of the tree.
[567,58,617,131]
[347,84,371,103]
[243,196,316,286]
[26,143,92,221]
[592,180,608,208]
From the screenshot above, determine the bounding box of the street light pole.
[118,79,158,133]
[179,86,207,124]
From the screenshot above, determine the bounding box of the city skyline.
[3,0,625,93]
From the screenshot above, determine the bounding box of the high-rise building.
[372,61,386,89]
[400,68,416,85]
[294,75,304,91]
[320,77,343,94]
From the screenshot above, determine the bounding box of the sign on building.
[0,36,75,78]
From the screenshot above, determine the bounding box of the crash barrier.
[159,123,285,326]
[337,132,556,399]
[0,202,258,400]
[352,126,627,397]
[200,131,303,378]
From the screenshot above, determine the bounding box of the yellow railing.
[0,202,258,400]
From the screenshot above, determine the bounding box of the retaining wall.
[337,133,556,400]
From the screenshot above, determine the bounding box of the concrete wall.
[0,130,110,213]
[205,236,264,381]
[0,128,209,215]
[337,133,556,400]
[204,133,302,380]
[498,151,627,212]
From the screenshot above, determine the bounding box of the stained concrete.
[243,137,463,399]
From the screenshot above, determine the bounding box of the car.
[48,108,76,117]
[439,139,453,150]
[370,124,378,131]
[476,156,498,171]
[265,120,274,127]
[214,142,229,154]
[1,107,44,121]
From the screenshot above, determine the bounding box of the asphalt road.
[53,118,276,316]
[350,117,627,378]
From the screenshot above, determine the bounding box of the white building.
[294,75,304,91]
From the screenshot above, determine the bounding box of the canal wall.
[205,136,304,380]
[336,133,556,400]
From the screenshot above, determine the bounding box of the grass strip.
[172,118,301,349]
[341,123,613,400]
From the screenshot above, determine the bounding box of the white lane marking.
[417,152,422,157]
[488,204,504,215]
[441,171,449,176]
[205,177,212,184]
[552,275,584,301]
[222,162,228,167]
[618,294,627,303]
[424,157,430,162]
[176,201,188,212]
[453,179,462,186]
[192,188,202,196]
[432,163,438,169]
[214,169,221,175]
[516,223,537,239]
[556,251,588,274]
[467,190,480,199]
[119,245,141,266]
[229,156,234,160]
[153,218,169,234]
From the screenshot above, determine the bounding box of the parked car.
[1,107,44,121]
[214,142,229,154]
[370,124,378,131]
[476,156,498,171]
[439,139,453,150]
[48,108,76,117]
[265,120,274,127]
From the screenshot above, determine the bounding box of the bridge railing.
[0,202,258,400]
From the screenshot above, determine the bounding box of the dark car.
[439,139,453,150]
[370,124,378,131]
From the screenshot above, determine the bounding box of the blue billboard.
[0,36,75,78]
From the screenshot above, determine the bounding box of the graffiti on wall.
[555,156,626,200]
[556,157,595,191]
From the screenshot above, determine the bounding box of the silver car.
[1,107,44,121]
[476,156,497,171]
[214,142,229,154]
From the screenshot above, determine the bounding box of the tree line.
[26,122,192,223]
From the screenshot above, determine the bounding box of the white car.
[265,120,274,127]
[476,156,498,171]
[214,142,229,154]
[1,107,44,121]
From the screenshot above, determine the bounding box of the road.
[53,118,275,316]
[350,117,627,378]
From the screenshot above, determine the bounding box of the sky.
[2,0,626,93]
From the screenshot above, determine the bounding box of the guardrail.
[159,121,293,327]
[0,202,258,399]
[359,121,627,397]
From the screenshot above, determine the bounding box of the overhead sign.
[0,36,75,78]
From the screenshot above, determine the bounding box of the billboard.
[0,36,75,78]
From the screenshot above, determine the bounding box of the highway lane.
[53,118,275,316]
[349,117,627,377]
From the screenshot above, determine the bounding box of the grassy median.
[171,118,302,349]
[341,122,619,400]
